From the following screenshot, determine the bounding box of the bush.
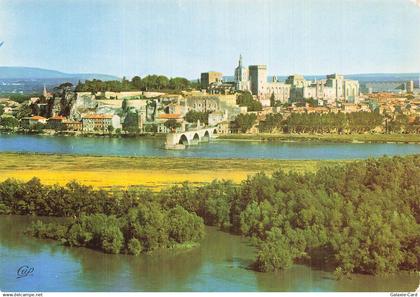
[101,225,124,254]
[128,238,143,255]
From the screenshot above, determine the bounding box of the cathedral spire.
[43,84,47,97]
[239,54,243,67]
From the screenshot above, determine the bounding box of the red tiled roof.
[31,116,47,120]
[82,114,113,119]
[158,113,182,119]
[48,116,66,120]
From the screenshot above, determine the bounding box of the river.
[1,134,420,159]
[0,216,417,292]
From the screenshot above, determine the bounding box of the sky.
[0,0,419,79]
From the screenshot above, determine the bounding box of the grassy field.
[0,152,345,190]
[218,133,420,143]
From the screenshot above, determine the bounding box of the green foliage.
[185,110,209,125]
[236,91,262,111]
[122,111,140,133]
[167,206,204,243]
[29,204,204,255]
[259,113,283,133]
[75,75,195,93]
[234,113,257,133]
[101,224,124,254]
[164,119,181,131]
[255,228,294,271]
[144,123,158,133]
[128,238,143,255]
[283,111,383,133]
[30,122,45,133]
[0,116,19,130]
[2,93,35,103]
[16,103,32,120]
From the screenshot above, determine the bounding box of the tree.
[0,104,4,117]
[131,76,142,89]
[30,122,45,133]
[234,113,257,133]
[0,116,19,130]
[164,119,181,132]
[237,91,262,111]
[259,113,283,133]
[16,103,32,120]
[270,93,275,107]
[185,110,209,125]
[101,224,124,254]
[128,238,143,255]
[123,111,139,133]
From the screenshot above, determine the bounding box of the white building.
[233,56,360,106]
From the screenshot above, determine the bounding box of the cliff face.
[69,93,98,121]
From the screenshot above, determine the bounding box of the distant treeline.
[256,111,420,134]
[75,75,199,93]
[0,155,419,276]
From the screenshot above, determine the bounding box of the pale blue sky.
[0,0,419,79]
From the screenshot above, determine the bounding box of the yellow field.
[0,153,345,190]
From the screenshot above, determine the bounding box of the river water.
[0,216,418,292]
[1,134,420,159]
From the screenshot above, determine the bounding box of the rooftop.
[31,116,47,120]
[48,116,66,120]
[159,113,182,120]
[82,114,113,119]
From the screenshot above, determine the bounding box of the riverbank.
[0,129,166,139]
[218,133,420,143]
[3,129,420,143]
[0,152,345,190]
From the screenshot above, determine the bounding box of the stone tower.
[234,54,249,91]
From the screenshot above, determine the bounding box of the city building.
[233,57,292,105]
[233,56,360,105]
[234,55,250,91]
[291,73,360,103]
[156,113,184,133]
[406,80,414,93]
[207,81,236,95]
[81,114,121,132]
[20,116,47,128]
[208,110,228,126]
[248,65,267,98]
[201,72,223,89]
[47,115,66,129]
[63,120,83,131]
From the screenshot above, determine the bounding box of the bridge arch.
[213,128,218,134]
[179,134,189,145]
[193,133,200,141]
[203,130,210,142]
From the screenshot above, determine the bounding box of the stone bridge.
[165,127,218,149]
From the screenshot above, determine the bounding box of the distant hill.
[0,66,119,80]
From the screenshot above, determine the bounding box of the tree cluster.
[75,75,197,93]
[236,91,262,112]
[279,112,383,134]
[28,204,204,255]
[233,113,257,133]
[184,110,210,125]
